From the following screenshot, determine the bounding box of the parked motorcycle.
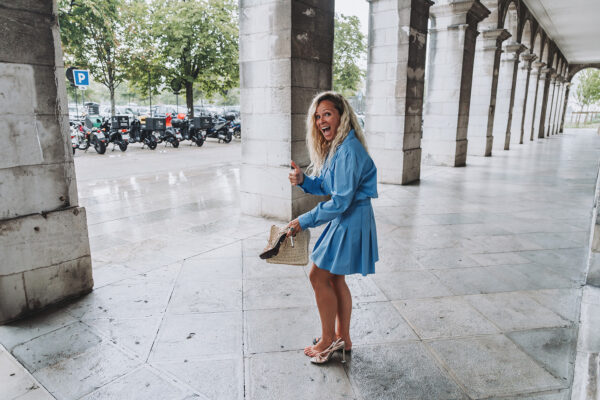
[204,115,233,143]
[229,119,241,140]
[72,120,107,154]
[129,117,158,150]
[99,116,129,152]
[161,113,180,148]
[172,113,205,146]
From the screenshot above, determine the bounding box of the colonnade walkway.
[2,129,599,400]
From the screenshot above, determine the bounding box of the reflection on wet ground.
[2,131,599,399]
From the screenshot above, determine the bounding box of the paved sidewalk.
[0,131,598,399]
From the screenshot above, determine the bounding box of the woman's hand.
[289,160,304,186]
[286,219,302,237]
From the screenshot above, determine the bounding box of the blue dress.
[298,130,378,276]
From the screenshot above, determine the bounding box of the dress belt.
[345,198,371,213]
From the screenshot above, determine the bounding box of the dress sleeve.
[298,149,360,230]
[298,174,327,196]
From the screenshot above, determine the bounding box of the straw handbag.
[260,225,310,265]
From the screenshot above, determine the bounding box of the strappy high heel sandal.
[310,338,346,364]
[313,336,352,353]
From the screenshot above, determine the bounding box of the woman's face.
[315,100,341,142]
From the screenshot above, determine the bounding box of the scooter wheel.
[223,133,232,143]
[94,140,106,154]
[171,139,179,148]
[73,147,76,155]
[119,142,128,152]
[148,140,157,150]
[196,137,204,147]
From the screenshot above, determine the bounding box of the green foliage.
[122,0,239,116]
[333,14,366,97]
[58,0,128,114]
[574,69,600,110]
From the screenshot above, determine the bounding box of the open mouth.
[321,126,331,134]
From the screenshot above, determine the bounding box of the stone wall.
[0,1,93,324]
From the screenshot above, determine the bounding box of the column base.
[0,207,93,324]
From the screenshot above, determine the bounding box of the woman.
[287,91,378,364]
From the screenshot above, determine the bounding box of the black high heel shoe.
[259,227,288,259]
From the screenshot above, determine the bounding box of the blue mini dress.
[297,130,378,276]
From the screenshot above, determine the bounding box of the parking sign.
[73,69,90,86]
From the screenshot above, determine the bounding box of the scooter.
[129,117,158,150]
[204,115,233,143]
[173,113,205,147]
[229,119,241,140]
[100,116,129,152]
[161,113,180,148]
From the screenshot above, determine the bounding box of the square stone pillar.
[492,42,525,152]
[0,1,93,324]
[467,28,510,156]
[529,61,545,140]
[559,82,571,133]
[537,66,553,139]
[544,73,558,137]
[365,0,433,184]
[501,43,526,150]
[516,53,536,144]
[239,0,334,219]
[551,78,564,135]
[422,0,490,167]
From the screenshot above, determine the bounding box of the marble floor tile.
[245,351,356,400]
[243,277,315,310]
[464,292,571,331]
[155,356,244,400]
[394,297,499,339]
[149,312,242,363]
[371,271,453,300]
[346,342,467,400]
[427,335,565,398]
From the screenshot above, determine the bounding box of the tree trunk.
[185,81,194,118]
[110,84,116,117]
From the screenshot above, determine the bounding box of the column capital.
[430,0,490,28]
[505,43,527,55]
[520,53,537,70]
[532,61,546,70]
[481,28,511,50]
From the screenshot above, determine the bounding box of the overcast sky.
[335,0,369,36]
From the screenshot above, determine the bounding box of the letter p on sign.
[73,70,90,86]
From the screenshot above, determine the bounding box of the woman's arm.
[299,174,328,196]
[298,150,360,230]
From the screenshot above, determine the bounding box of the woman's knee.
[309,265,332,288]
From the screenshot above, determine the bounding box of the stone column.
[559,82,571,133]
[501,43,526,149]
[516,53,536,144]
[467,28,510,156]
[422,0,490,166]
[537,66,554,139]
[492,42,524,152]
[544,72,558,137]
[239,0,334,220]
[529,61,545,140]
[552,77,564,135]
[366,0,433,184]
[0,1,93,324]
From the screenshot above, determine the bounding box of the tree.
[126,0,239,118]
[574,69,600,110]
[58,0,128,115]
[333,14,367,97]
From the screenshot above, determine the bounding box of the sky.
[335,0,369,36]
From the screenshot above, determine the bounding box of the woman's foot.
[304,336,335,357]
[311,335,352,352]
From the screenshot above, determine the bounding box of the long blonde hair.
[305,91,368,176]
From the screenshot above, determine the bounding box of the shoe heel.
[341,347,346,364]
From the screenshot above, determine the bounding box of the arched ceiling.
[522,0,600,63]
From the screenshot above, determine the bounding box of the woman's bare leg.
[331,275,352,350]
[304,264,338,357]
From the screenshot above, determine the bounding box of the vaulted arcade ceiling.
[523,0,600,63]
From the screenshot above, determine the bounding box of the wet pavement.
[1,131,599,399]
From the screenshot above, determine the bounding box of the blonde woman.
[287,91,378,364]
